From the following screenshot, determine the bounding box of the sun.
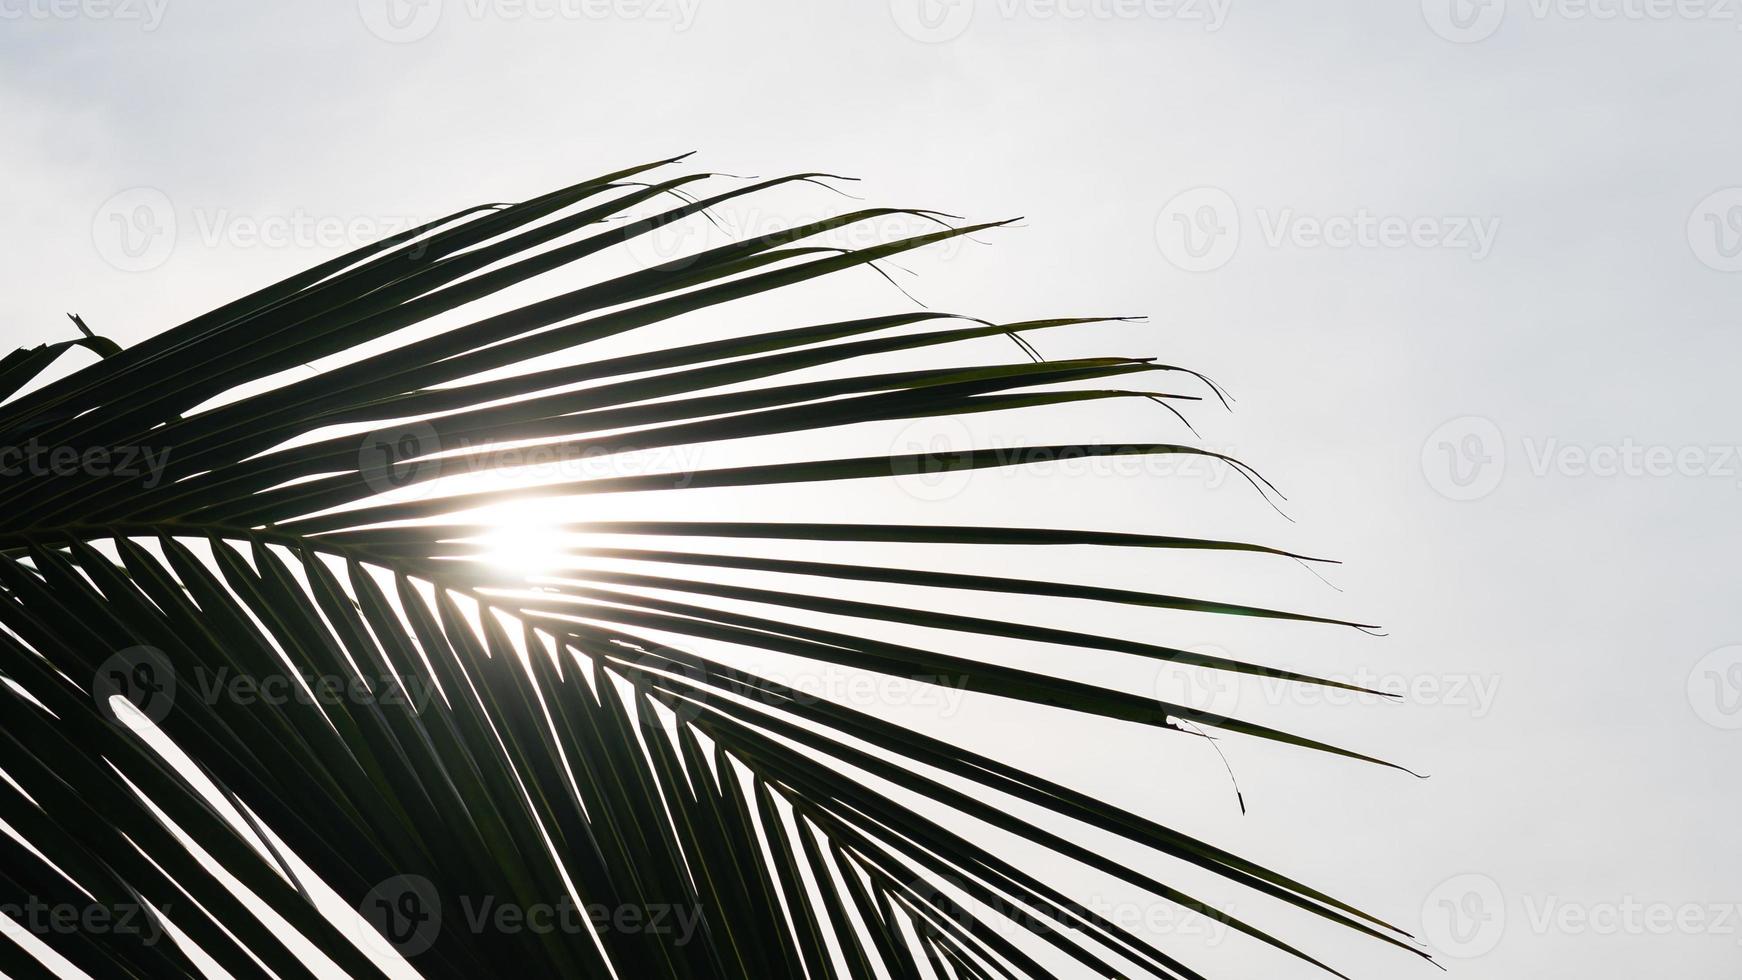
[474,509,565,576]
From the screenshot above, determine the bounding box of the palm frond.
[0,155,1425,978]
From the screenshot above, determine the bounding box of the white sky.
[4,2,1742,978]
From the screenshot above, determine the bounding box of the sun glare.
[475,512,565,577]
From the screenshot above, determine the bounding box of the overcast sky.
[4,2,1742,978]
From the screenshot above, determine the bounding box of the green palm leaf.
[0,155,1426,978]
